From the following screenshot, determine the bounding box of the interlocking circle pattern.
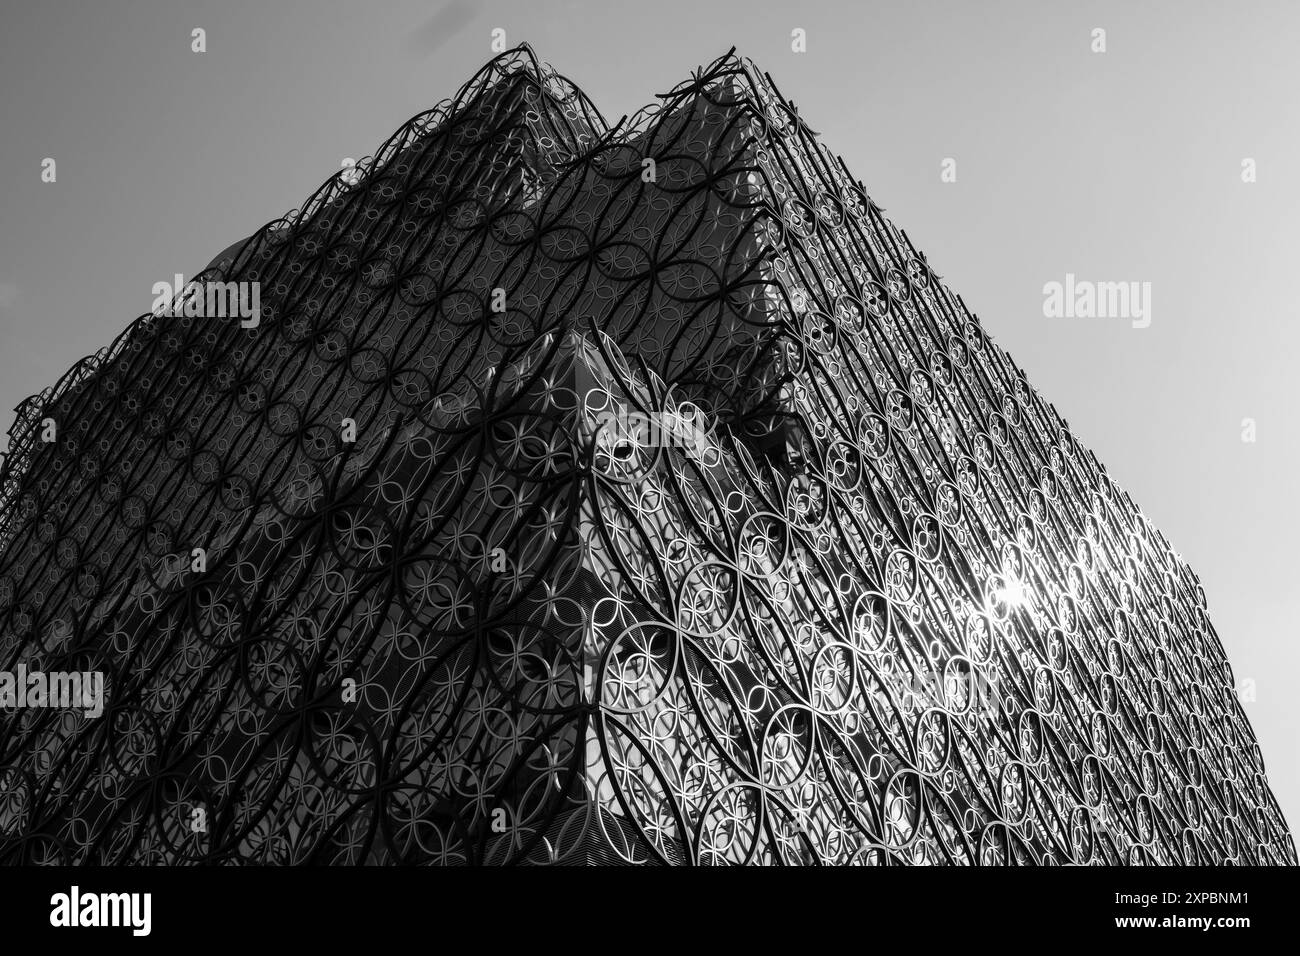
[0,46,1291,865]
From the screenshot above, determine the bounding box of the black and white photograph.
[0,0,1294,940]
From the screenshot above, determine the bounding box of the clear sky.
[1,0,1296,833]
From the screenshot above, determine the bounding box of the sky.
[0,0,1297,835]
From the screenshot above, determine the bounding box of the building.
[0,46,1291,865]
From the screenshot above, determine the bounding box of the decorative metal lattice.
[0,46,1292,865]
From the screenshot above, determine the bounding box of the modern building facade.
[0,46,1292,865]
